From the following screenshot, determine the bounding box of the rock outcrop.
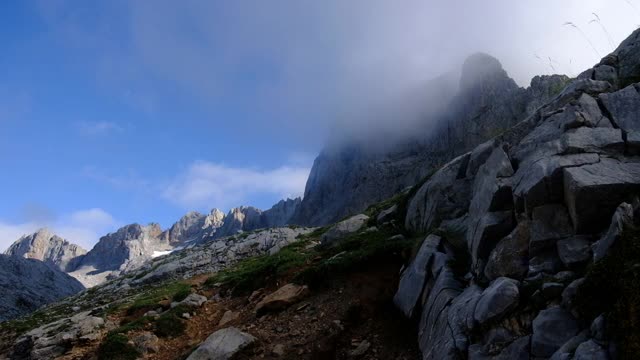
[0,255,84,322]
[293,54,570,226]
[69,223,166,287]
[393,28,640,360]
[4,229,86,272]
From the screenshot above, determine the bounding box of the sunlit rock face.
[5,228,87,272]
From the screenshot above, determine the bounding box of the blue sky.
[1,0,638,250]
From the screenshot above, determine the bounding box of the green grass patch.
[294,229,420,288]
[205,240,313,294]
[154,311,186,338]
[575,226,640,359]
[97,333,140,360]
[125,281,191,316]
[110,316,155,335]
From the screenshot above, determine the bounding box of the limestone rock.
[574,340,609,360]
[218,310,239,327]
[405,154,472,233]
[180,293,207,307]
[600,83,640,133]
[485,220,530,281]
[186,327,256,360]
[474,277,520,325]
[593,202,635,261]
[557,236,592,266]
[320,214,369,245]
[0,255,84,322]
[531,307,580,357]
[5,229,87,272]
[529,204,573,255]
[394,235,442,317]
[563,158,640,233]
[255,284,309,316]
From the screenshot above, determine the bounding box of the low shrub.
[97,333,140,360]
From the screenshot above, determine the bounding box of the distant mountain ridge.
[3,198,303,288]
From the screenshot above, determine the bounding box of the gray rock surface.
[5,228,86,272]
[531,307,580,357]
[563,158,640,233]
[293,55,568,227]
[186,327,256,360]
[557,236,592,266]
[574,339,609,360]
[593,202,635,261]
[394,235,442,317]
[320,214,369,245]
[0,255,84,322]
[485,220,530,280]
[474,277,520,325]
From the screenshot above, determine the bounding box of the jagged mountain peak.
[460,52,515,91]
[5,228,86,272]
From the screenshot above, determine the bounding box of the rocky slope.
[393,30,640,359]
[0,255,84,322]
[4,229,87,272]
[2,25,640,360]
[292,53,570,226]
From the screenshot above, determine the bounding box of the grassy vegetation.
[155,312,186,338]
[294,229,419,288]
[97,333,140,360]
[575,226,640,359]
[0,304,73,336]
[205,240,314,294]
[110,316,155,335]
[125,281,191,316]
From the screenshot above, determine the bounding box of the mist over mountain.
[2,2,640,360]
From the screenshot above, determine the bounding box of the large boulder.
[474,277,520,325]
[531,307,580,357]
[557,236,593,267]
[485,220,530,281]
[186,327,256,360]
[394,235,443,318]
[405,154,472,233]
[513,152,599,213]
[563,158,640,233]
[574,340,609,360]
[593,202,635,261]
[600,83,640,134]
[529,204,573,255]
[418,267,463,359]
[255,284,309,316]
[320,214,369,245]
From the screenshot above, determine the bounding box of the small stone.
[255,284,310,316]
[181,293,208,307]
[218,310,239,327]
[349,340,371,357]
[272,344,285,357]
[181,313,191,319]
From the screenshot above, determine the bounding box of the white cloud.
[0,208,120,253]
[162,161,310,210]
[75,121,124,136]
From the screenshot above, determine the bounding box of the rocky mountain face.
[292,53,570,226]
[0,255,84,322]
[3,199,302,290]
[4,229,86,272]
[68,223,165,287]
[393,31,640,359]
